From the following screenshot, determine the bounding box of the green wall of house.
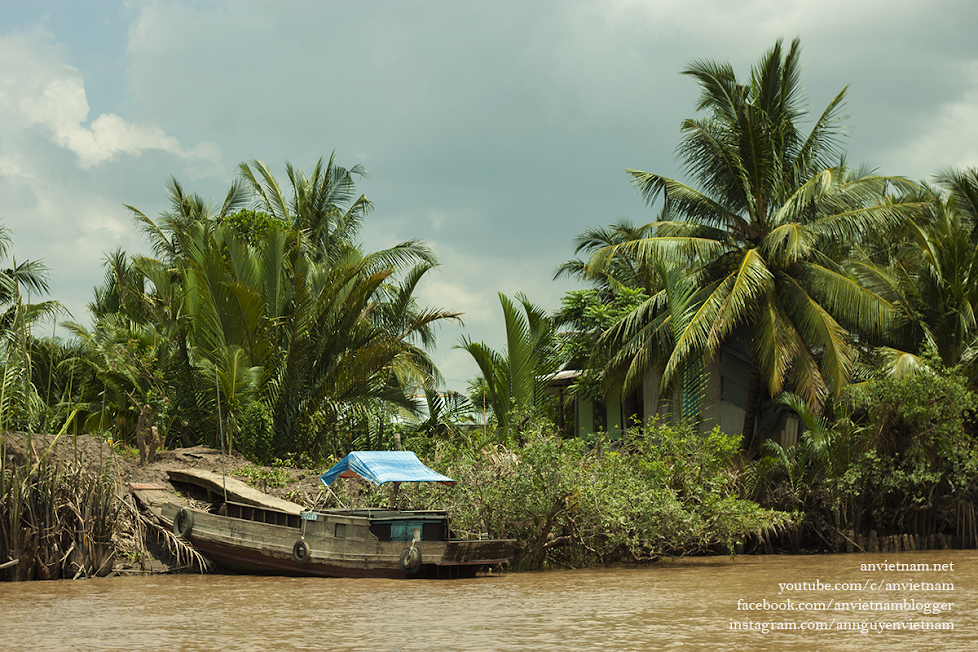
[576,397,624,439]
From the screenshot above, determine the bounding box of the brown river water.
[0,550,974,651]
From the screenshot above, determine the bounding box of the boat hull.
[160,502,515,579]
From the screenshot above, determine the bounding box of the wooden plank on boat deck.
[129,482,190,521]
[167,469,304,515]
[129,483,184,507]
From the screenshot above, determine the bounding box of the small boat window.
[335,523,347,538]
[369,523,391,541]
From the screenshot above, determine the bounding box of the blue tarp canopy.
[320,451,456,487]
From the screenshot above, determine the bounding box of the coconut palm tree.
[113,177,253,444]
[591,39,924,448]
[0,225,51,304]
[237,154,371,266]
[851,168,978,378]
[238,155,435,272]
[88,248,151,322]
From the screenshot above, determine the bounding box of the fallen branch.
[140,510,213,573]
[542,535,572,550]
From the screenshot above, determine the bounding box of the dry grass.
[1,441,118,581]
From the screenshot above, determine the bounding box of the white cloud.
[64,113,221,169]
[0,24,226,324]
[0,25,220,170]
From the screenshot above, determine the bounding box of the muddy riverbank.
[1,431,325,579]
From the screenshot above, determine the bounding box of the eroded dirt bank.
[1,431,325,579]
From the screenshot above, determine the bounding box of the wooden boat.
[151,451,516,579]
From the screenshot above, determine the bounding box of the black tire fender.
[174,508,194,538]
[293,539,311,564]
[399,547,421,574]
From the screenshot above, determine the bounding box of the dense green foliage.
[48,157,460,461]
[219,209,280,247]
[555,287,648,403]
[846,367,978,535]
[324,418,790,568]
[741,364,978,551]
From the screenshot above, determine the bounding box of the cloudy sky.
[2,0,978,391]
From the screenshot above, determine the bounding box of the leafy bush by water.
[326,419,791,569]
[744,365,978,551]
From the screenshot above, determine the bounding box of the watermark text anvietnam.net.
[858,561,954,572]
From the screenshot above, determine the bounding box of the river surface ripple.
[0,550,974,651]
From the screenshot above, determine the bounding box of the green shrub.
[360,418,792,569]
[843,366,978,536]
[238,401,275,465]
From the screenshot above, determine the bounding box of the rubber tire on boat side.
[174,508,194,538]
[400,547,421,574]
[292,539,311,564]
